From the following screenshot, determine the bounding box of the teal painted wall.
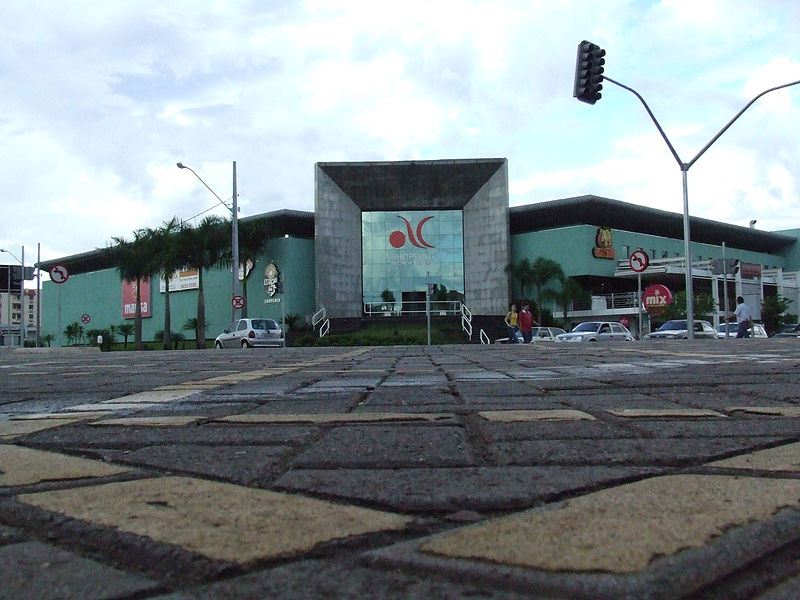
[511,225,792,279]
[41,236,316,346]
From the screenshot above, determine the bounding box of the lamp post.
[1,247,24,345]
[177,161,241,321]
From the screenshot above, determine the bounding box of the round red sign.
[642,285,673,314]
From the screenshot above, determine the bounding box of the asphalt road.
[2,340,800,600]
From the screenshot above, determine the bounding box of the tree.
[176,216,228,348]
[505,258,534,301]
[117,322,135,350]
[530,257,565,323]
[64,322,83,346]
[762,294,791,335]
[147,217,187,350]
[40,333,54,347]
[107,228,159,350]
[660,291,717,321]
[232,218,275,317]
[543,276,590,328]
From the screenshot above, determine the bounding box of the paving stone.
[101,444,294,485]
[17,476,411,564]
[479,420,635,442]
[726,406,800,417]
[291,425,473,468]
[755,575,800,600]
[631,420,800,438]
[707,441,800,471]
[492,437,787,467]
[606,408,727,418]
[16,423,320,449]
[479,409,595,422]
[0,541,158,600]
[88,416,202,427]
[146,556,538,600]
[217,412,454,424]
[0,444,131,487]
[275,465,661,512]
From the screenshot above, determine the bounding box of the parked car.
[495,326,567,344]
[214,318,284,348]
[556,321,636,342]
[715,322,768,339]
[645,320,717,340]
[772,324,800,338]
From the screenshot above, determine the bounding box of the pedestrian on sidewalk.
[504,303,519,343]
[729,296,753,338]
[518,302,538,343]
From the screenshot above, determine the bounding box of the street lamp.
[177,161,241,320]
[1,246,25,345]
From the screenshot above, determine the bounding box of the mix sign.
[642,284,673,314]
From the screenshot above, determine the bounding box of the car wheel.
[241,339,251,349]
[214,341,223,349]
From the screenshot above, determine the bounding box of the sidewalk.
[2,341,800,599]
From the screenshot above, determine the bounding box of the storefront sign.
[264,263,280,297]
[642,284,672,314]
[592,227,616,259]
[159,269,199,292]
[740,263,762,279]
[122,278,151,319]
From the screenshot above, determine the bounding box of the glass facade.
[362,210,464,308]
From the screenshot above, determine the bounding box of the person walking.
[504,303,519,343]
[729,296,753,338]
[518,302,538,343]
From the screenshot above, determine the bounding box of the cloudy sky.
[2,0,799,270]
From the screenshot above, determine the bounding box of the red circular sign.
[642,285,673,314]
[81,313,91,324]
[50,264,69,284]
[232,295,245,309]
[629,250,649,272]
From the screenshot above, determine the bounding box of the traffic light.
[573,40,606,105]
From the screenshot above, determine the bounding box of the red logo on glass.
[389,216,435,249]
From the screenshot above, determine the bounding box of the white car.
[214,318,285,348]
[715,322,768,339]
[556,321,636,342]
[645,320,717,340]
[495,326,567,344]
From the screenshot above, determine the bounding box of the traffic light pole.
[603,75,800,339]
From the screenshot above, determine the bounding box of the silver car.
[645,320,717,340]
[214,318,284,348]
[715,322,768,339]
[556,321,636,342]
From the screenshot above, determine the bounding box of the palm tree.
[543,276,590,329]
[147,217,186,350]
[505,258,535,302]
[531,257,565,323]
[117,322,135,350]
[64,322,83,346]
[231,218,275,317]
[107,229,158,350]
[176,216,228,348]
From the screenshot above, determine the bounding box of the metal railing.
[312,307,329,338]
[460,303,473,341]
[363,300,463,316]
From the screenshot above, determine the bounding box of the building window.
[361,210,464,308]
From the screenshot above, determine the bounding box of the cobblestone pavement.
[2,340,800,599]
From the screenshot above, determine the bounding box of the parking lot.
[2,340,800,599]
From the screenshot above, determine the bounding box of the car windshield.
[573,322,600,332]
[250,319,278,330]
[658,321,687,331]
[716,324,736,332]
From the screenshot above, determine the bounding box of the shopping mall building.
[36,158,800,345]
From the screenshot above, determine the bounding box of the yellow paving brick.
[707,441,800,471]
[0,444,130,486]
[10,412,107,421]
[0,419,82,440]
[17,476,411,563]
[606,408,726,418]
[419,474,800,573]
[216,412,453,424]
[88,416,202,427]
[478,409,595,422]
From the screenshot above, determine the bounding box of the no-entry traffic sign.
[50,264,69,284]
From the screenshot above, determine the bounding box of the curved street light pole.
[177,162,241,321]
[604,76,800,338]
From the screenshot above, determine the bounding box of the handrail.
[479,329,490,345]
[460,304,473,341]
